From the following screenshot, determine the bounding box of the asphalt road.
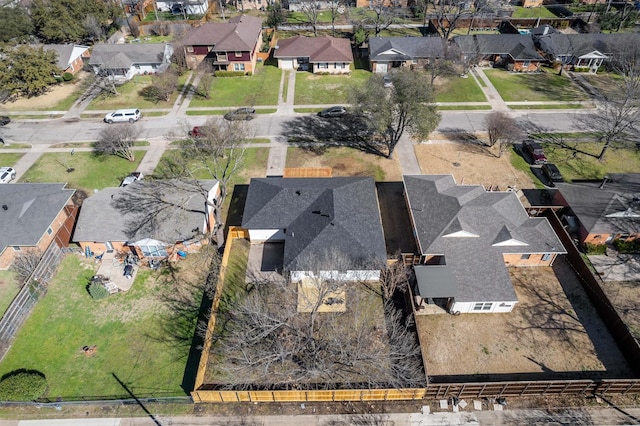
[2,109,584,146]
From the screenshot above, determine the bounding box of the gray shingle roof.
[242,177,387,272]
[88,43,170,69]
[404,175,565,303]
[556,174,640,235]
[43,44,87,70]
[368,36,444,62]
[73,180,217,244]
[453,34,544,61]
[0,183,74,255]
[274,35,353,63]
[181,15,262,52]
[534,33,640,59]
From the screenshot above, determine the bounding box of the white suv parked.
[0,167,16,184]
[104,109,141,124]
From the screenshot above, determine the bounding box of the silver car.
[0,167,16,183]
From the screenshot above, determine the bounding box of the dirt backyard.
[600,280,640,343]
[417,257,632,381]
[1,72,90,111]
[415,140,534,190]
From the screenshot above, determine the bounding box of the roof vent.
[2,205,7,211]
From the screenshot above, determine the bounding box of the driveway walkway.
[472,67,509,111]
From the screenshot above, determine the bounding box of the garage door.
[280,59,294,70]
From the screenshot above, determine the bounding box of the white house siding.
[290,270,381,283]
[248,229,285,242]
[451,300,517,314]
[312,63,351,75]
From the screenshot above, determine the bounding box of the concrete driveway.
[588,254,640,281]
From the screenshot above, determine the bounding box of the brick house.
[454,34,544,72]
[274,35,353,74]
[404,175,566,314]
[43,44,90,75]
[368,36,444,73]
[0,184,77,270]
[181,15,263,73]
[72,180,219,260]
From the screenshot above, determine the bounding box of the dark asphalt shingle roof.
[534,33,640,59]
[274,35,353,63]
[242,177,387,272]
[73,180,217,244]
[43,44,88,70]
[556,174,640,235]
[88,43,170,69]
[404,175,565,303]
[368,36,444,62]
[181,15,262,52]
[0,183,74,255]
[453,34,544,61]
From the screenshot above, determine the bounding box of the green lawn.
[435,75,486,103]
[511,6,557,18]
[287,11,336,23]
[0,270,19,317]
[543,142,640,181]
[294,69,370,104]
[87,73,190,110]
[189,65,281,108]
[579,72,625,99]
[0,256,191,399]
[0,153,24,167]
[19,152,143,192]
[509,146,544,189]
[484,68,588,102]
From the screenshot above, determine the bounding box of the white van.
[104,109,141,124]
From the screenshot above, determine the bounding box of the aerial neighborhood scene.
[1,0,640,422]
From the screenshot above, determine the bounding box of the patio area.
[245,242,285,284]
[94,251,139,292]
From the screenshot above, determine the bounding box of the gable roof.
[534,33,640,59]
[0,183,74,255]
[556,174,640,236]
[404,175,565,303]
[88,43,170,69]
[242,177,386,271]
[42,44,89,70]
[368,36,444,62]
[274,35,353,63]
[454,34,544,61]
[73,180,217,245]
[181,15,262,51]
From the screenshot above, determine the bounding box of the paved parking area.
[588,254,640,282]
[246,242,285,283]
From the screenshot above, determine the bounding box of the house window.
[12,246,21,252]
[233,63,246,71]
[135,65,140,69]
[619,233,630,240]
[235,51,242,57]
[139,244,168,258]
[47,227,53,235]
[412,59,418,64]
[318,63,328,69]
[523,60,531,67]
[336,63,345,69]
[186,46,194,53]
[473,302,493,311]
[542,253,552,261]
[521,254,531,260]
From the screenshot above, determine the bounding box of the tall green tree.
[350,69,441,158]
[0,6,33,42]
[0,45,59,99]
[31,0,122,43]
[266,2,287,30]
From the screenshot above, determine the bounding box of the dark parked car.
[0,116,10,126]
[541,163,564,185]
[522,139,547,164]
[318,106,347,118]
[189,126,201,137]
[224,107,256,121]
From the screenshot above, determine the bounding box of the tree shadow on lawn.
[279,114,385,157]
[436,128,494,157]
[145,249,220,393]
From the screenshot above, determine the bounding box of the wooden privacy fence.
[193,388,426,403]
[283,168,332,178]
[0,243,64,362]
[545,211,640,374]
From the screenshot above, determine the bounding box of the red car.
[522,139,547,164]
[188,126,201,137]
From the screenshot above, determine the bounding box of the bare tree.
[327,0,343,37]
[424,42,459,86]
[156,118,253,245]
[140,69,178,103]
[195,61,214,99]
[83,15,104,42]
[207,252,426,390]
[350,69,441,158]
[10,250,43,286]
[368,0,396,37]
[484,111,522,158]
[299,0,320,37]
[94,124,141,161]
[430,0,468,41]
